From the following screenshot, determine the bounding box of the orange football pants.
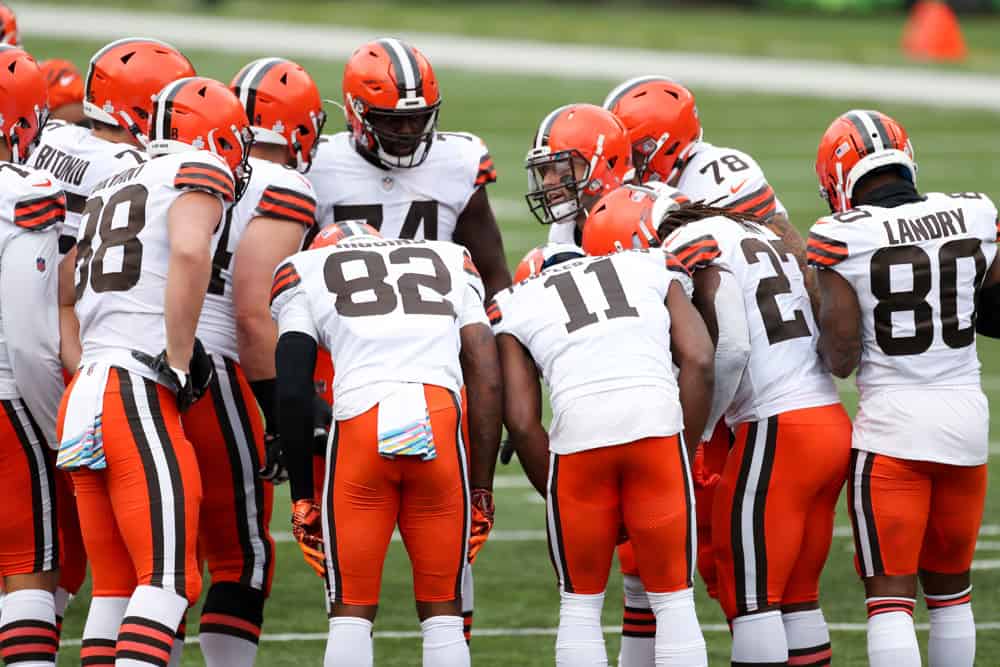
[182,356,275,595]
[0,399,58,576]
[60,368,203,603]
[549,435,695,596]
[323,384,469,606]
[713,404,851,620]
[848,450,986,578]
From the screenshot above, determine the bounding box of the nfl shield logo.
[382,176,394,192]
[35,257,46,272]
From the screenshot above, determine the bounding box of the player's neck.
[854,177,921,209]
[250,143,290,166]
[91,124,140,147]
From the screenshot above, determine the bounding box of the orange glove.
[468,488,494,564]
[291,499,325,577]
[692,443,721,491]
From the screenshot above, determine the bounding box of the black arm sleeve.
[276,331,318,502]
[249,378,277,433]
[976,283,1000,338]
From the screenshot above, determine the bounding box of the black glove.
[313,394,332,456]
[259,432,288,484]
[132,339,214,412]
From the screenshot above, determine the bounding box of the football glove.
[692,443,721,491]
[291,499,325,577]
[468,488,495,564]
[132,338,214,412]
[259,432,288,484]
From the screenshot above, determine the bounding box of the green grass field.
[17,6,1000,665]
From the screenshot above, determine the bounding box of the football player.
[808,110,999,667]
[308,38,510,298]
[656,200,850,667]
[493,242,713,666]
[0,3,17,46]
[177,57,323,666]
[0,45,67,667]
[57,77,251,666]
[271,223,502,667]
[39,59,86,126]
[308,38,509,637]
[26,38,197,645]
[525,103,634,246]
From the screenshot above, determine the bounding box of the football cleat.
[0,3,17,46]
[342,38,441,169]
[0,46,49,164]
[309,221,383,250]
[603,76,701,185]
[815,109,915,213]
[84,38,196,146]
[231,57,326,173]
[582,183,689,256]
[148,77,254,201]
[525,103,634,226]
[513,242,585,283]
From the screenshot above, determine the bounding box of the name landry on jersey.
[883,206,967,245]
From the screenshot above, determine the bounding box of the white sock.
[783,609,831,666]
[0,589,57,666]
[867,605,920,667]
[619,575,655,667]
[115,585,188,667]
[556,591,607,666]
[926,589,974,667]
[461,565,474,642]
[167,637,183,667]
[325,617,373,667]
[200,631,260,667]
[731,610,788,665]
[646,588,706,667]
[421,615,469,667]
[81,596,129,664]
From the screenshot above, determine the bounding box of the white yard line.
[57,621,1000,645]
[16,3,1000,111]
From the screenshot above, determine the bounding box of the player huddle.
[0,4,995,667]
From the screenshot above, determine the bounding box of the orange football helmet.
[816,109,916,213]
[148,77,253,200]
[0,3,17,46]
[513,243,585,283]
[582,183,689,256]
[603,76,702,185]
[342,38,441,169]
[41,59,84,112]
[231,57,326,173]
[0,46,49,163]
[525,103,634,225]
[84,38,195,145]
[310,221,382,250]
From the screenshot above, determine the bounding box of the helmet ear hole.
[217,136,233,151]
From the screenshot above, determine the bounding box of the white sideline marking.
[16,3,1000,111]
[57,621,1000,645]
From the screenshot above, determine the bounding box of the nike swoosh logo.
[34,179,52,187]
[730,179,747,194]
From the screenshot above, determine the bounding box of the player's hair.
[657,202,765,239]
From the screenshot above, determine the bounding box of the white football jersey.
[665,216,838,425]
[197,157,316,360]
[0,162,65,441]
[76,151,234,382]
[270,238,488,420]
[807,192,998,464]
[676,142,787,220]
[308,131,496,241]
[28,120,147,243]
[490,250,691,455]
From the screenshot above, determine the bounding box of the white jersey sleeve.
[807,192,998,465]
[308,131,495,241]
[676,142,786,220]
[665,216,837,425]
[490,250,688,454]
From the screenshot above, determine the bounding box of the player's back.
[27,120,146,240]
[809,192,998,390]
[197,156,316,360]
[273,237,485,418]
[666,216,838,424]
[0,162,64,395]
[490,250,689,451]
[76,150,233,379]
[677,141,786,220]
[308,131,494,240]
